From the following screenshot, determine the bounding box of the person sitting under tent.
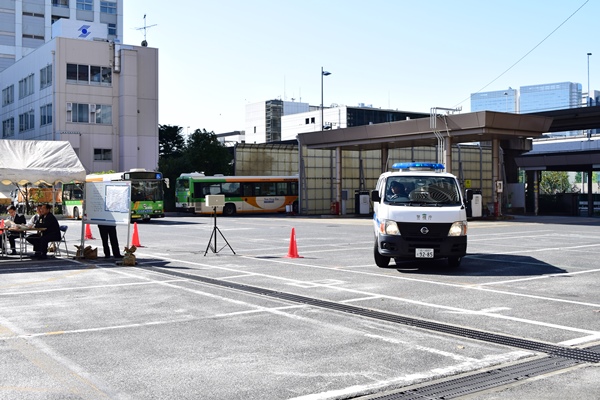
[1,205,26,254]
[26,204,61,259]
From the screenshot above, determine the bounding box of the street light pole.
[587,53,592,138]
[587,53,592,104]
[321,67,331,131]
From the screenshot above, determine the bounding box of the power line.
[454,0,590,109]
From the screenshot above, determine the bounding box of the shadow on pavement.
[394,252,567,277]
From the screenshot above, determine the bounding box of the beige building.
[1,0,158,173]
[1,36,158,173]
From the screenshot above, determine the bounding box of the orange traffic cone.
[85,224,95,240]
[131,222,143,247]
[285,227,303,258]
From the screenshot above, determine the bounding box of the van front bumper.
[377,234,467,259]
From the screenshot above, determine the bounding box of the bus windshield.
[132,180,164,202]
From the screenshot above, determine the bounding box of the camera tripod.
[204,207,235,256]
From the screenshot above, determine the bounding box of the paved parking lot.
[1,214,599,399]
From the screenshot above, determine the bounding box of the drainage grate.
[144,266,600,364]
[369,356,582,400]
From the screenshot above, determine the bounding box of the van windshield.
[385,176,461,206]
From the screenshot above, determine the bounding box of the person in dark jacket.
[26,204,61,259]
[2,205,26,255]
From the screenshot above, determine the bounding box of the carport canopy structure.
[298,111,553,214]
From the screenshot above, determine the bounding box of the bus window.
[197,183,221,197]
[290,182,298,196]
[176,178,189,190]
[144,181,163,201]
[256,183,276,196]
[222,182,241,196]
[131,182,145,201]
[276,182,288,196]
[242,183,253,196]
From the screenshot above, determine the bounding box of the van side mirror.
[371,190,381,202]
[465,189,474,201]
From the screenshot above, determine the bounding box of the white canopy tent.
[0,140,87,256]
[0,140,85,186]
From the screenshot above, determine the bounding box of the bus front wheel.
[223,204,236,216]
[73,207,80,220]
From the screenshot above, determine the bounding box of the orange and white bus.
[177,175,299,216]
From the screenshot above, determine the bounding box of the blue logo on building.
[78,25,91,38]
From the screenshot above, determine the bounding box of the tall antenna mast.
[135,14,157,47]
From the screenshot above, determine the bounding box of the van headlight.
[380,220,400,235]
[448,221,467,236]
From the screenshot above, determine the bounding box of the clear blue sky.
[123,0,598,135]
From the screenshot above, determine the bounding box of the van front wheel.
[448,256,462,268]
[374,240,390,268]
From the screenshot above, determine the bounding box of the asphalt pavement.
[0,214,599,399]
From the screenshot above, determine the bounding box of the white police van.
[371,162,471,268]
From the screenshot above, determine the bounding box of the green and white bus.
[86,169,166,221]
[175,172,206,212]
[175,174,299,216]
[62,182,84,219]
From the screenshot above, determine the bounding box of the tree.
[159,124,186,158]
[158,125,187,211]
[184,129,232,176]
[157,125,233,211]
[540,171,571,194]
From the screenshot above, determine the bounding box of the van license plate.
[415,248,434,258]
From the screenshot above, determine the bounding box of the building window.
[77,64,89,82]
[68,103,89,123]
[40,104,53,126]
[40,65,52,89]
[76,0,93,11]
[2,118,15,138]
[311,117,315,123]
[94,104,112,124]
[100,1,117,14]
[67,64,112,85]
[19,74,35,99]
[19,110,35,132]
[94,148,112,161]
[2,85,14,106]
[107,23,117,35]
[52,0,69,7]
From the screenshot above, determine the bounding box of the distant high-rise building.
[471,88,517,113]
[519,82,582,113]
[471,82,585,137]
[245,100,310,144]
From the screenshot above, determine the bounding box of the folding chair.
[50,225,69,257]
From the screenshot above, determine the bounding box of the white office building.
[0,0,159,172]
[245,100,311,144]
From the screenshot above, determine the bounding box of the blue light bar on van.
[391,162,445,172]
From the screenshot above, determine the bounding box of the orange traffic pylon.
[85,224,95,240]
[131,222,143,247]
[285,227,303,258]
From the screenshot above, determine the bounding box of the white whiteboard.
[84,181,131,225]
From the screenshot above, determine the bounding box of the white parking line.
[138,253,600,340]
